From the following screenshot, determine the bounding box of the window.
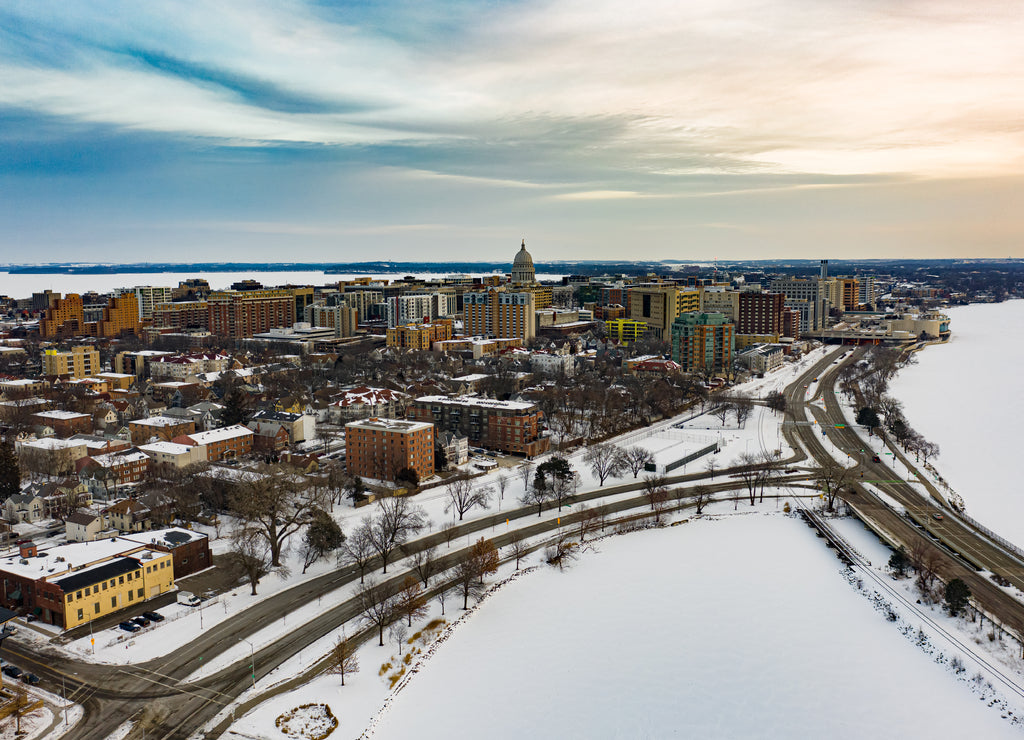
[94,603,100,614]
[66,595,72,604]
[119,576,124,584]
[76,590,82,599]
[102,582,107,590]
[128,590,133,601]
[111,597,117,608]
[77,609,83,620]
[137,588,144,599]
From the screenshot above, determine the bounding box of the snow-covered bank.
[890,301,1024,547]
[367,514,1021,740]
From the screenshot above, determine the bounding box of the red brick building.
[172,424,254,461]
[407,396,549,457]
[345,418,434,483]
[738,292,784,335]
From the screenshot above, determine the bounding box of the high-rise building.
[39,293,84,337]
[701,288,740,323]
[670,312,735,376]
[207,289,297,338]
[305,302,359,338]
[96,292,141,337]
[463,288,535,340]
[132,286,173,319]
[386,294,434,328]
[768,278,830,331]
[153,301,210,331]
[857,276,876,308]
[345,417,435,483]
[41,346,101,378]
[628,286,701,339]
[738,292,784,335]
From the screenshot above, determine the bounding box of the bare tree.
[435,584,451,616]
[545,532,579,571]
[228,525,274,595]
[704,456,718,480]
[730,394,754,427]
[395,575,429,627]
[519,482,552,517]
[444,475,493,521]
[507,530,530,569]
[328,634,360,686]
[736,452,762,506]
[357,577,398,646]
[410,546,438,586]
[454,549,487,609]
[340,518,376,583]
[388,622,409,655]
[621,446,654,478]
[517,460,535,492]
[693,484,711,515]
[712,401,733,426]
[812,460,852,512]
[765,390,787,414]
[641,475,669,522]
[441,521,458,548]
[584,443,626,486]
[230,464,327,566]
[369,496,427,573]
[495,473,509,506]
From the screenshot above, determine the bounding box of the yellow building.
[628,286,700,339]
[463,288,536,340]
[41,346,101,378]
[605,318,649,344]
[39,293,85,337]
[735,333,780,349]
[387,319,453,349]
[96,292,141,337]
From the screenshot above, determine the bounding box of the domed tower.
[511,239,536,284]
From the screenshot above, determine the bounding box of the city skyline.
[2,1,1023,261]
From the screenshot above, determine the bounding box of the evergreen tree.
[221,388,250,426]
[856,407,881,434]
[0,441,20,498]
[944,578,971,617]
[887,546,909,577]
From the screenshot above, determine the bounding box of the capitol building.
[511,239,536,284]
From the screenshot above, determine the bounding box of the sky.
[1,0,1023,263]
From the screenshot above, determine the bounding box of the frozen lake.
[890,300,1024,548]
[369,515,1019,740]
[0,271,566,298]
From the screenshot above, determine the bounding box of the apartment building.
[737,292,784,335]
[95,292,141,337]
[386,320,453,349]
[463,288,536,340]
[305,302,359,338]
[207,289,298,338]
[30,410,92,437]
[345,417,435,483]
[386,294,434,328]
[670,312,735,376]
[173,424,254,461]
[41,346,101,378]
[39,293,85,337]
[150,352,231,380]
[408,395,549,457]
[153,301,210,331]
[129,416,196,444]
[701,289,740,323]
[132,286,174,320]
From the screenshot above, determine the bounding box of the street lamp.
[239,637,256,690]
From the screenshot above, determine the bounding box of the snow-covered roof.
[131,415,191,428]
[139,441,195,456]
[89,450,150,468]
[184,424,253,445]
[32,410,90,420]
[415,395,535,411]
[346,417,433,433]
[19,437,85,451]
[331,386,407,407]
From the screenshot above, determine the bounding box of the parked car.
[933,512,944,521]
[2,665,23,678]
[132,616,150,628]
[177,591,201,607]
[872,455,881,463]
[119,621,140,633]
[142,611,165,622]
[20,673,39,685]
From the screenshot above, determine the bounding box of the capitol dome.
[511,239,535,284]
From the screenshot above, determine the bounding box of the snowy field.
[890,301,1024,547]
[364,513,1021,740]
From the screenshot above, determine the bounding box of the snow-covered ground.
[890,301,1024,547]
[362,513,1022,740]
